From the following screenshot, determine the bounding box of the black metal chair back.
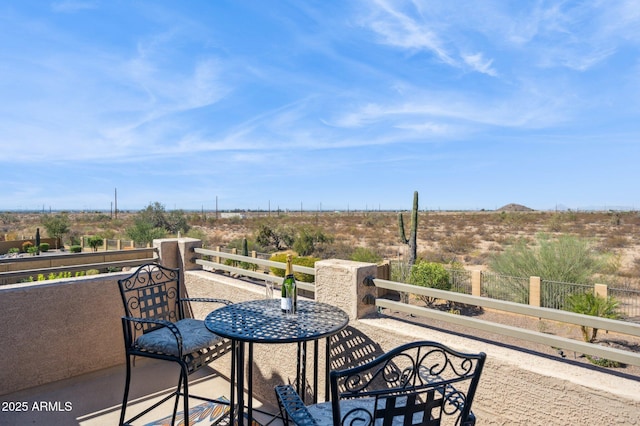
[329,340,486,426]
[117,262,231,426]
[119,263,182,340]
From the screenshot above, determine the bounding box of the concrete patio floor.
[0,358,283,426]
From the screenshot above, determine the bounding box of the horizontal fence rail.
[0,258,157,283]
[0,248,158,285]
[373,278,640,367]
[194,247,316,293]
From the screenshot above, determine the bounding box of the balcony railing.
[1,238,639,425]
[193,248,640,368]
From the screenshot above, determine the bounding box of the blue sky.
[1,1,639,212]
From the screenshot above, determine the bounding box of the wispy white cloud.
[359,0,454,63]
[2,1,639,211]
[461,52,497,76]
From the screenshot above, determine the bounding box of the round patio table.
[205,298,349,426]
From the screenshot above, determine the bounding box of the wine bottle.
[281,254,297,314]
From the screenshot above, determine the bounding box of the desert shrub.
[585,356,621,368]
[441,234,476,255]
[313,241,353,260]
[255,220,295,251]
[409,261,451,306]
[7,247,20,255]
[489,234,611,307]
[27,245,38,255]
[186,227,209,245]
[226,238,263,253]
[600,235,629,249]
[269,253,318,282]
[546,214,565,232]
[21,241,33,252]
[70,245,82,253]
[565,292,620,342]
[350,247,382,263]
[39,242,50,252]
[292,226,333,256]
[419,249,456,264]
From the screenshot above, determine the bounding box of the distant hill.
[497,203,534,212]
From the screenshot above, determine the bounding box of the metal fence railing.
[447,268,472,295]
[541,280,592,310]
[372,278,640,367]
[609,285,640,321]
[481,271,530,304]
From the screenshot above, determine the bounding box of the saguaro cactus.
[242,237,249,257]
[35,228,41,256]
[398,191,418,268]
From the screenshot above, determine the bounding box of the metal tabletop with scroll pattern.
[205,299,349,344]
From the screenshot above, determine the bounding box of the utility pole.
[114,188,118,219]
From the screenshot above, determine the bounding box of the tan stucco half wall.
[186,269,640,426]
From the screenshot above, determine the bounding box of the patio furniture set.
[117,262,486,426]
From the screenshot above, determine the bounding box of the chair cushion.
[306,399,376,425]
[306,396,434,426]
[135,318,224,357]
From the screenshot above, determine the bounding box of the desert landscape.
[2,205,640,287]
[3,205,640,373]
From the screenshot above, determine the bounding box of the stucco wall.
[185,270,640,425]
[2,242,639,425]
[0,273,127,395]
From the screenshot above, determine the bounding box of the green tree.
[409,261,451,306]
[125,218,167,245]
[255,220,295,251]
[138,202,168,229]
[125,202,188,245]
[292,226,333,256]
[166,209,190,234]
[489,234,609,307]
[135,202,189,235]
[42,213,70,249]
[87,236,104,252]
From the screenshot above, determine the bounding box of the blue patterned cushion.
[135,319,224,357]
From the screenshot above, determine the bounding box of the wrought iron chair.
[275,340,486,426]
[118,262,232,426]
